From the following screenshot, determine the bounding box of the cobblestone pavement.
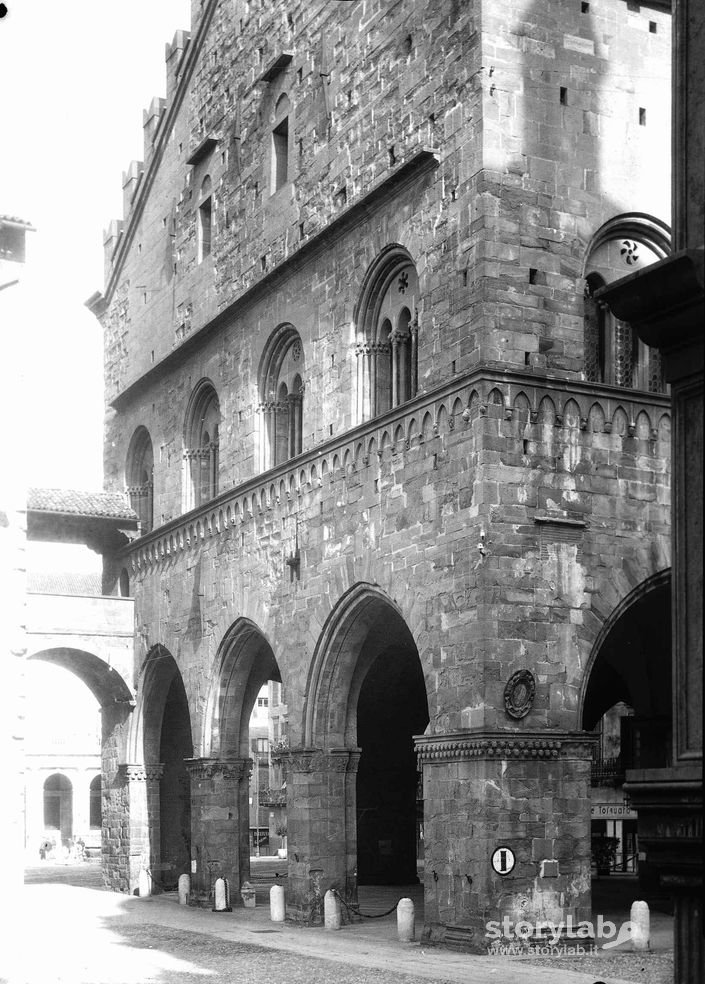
[4,865,673,984]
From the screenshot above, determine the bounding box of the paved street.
[4,864,673,984]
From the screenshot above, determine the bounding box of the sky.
[0,0,192,493]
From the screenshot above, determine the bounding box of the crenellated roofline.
[98,0,220,308]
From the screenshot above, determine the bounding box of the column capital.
[184,757,253,781]
[273,747,361,775]
[120,763,164,782]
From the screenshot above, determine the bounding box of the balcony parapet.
[125,366,671,573]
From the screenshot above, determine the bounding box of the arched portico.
[283,584,428,920]
[186,620,282,904]
[579,570,672,892]
[28,647,134,887]
[130,645,193,894]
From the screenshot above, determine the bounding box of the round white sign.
[491,846,516,875]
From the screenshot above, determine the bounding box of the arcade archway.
[306,584,429,888]
[140,646,193,890]
[581,571,671,883]
[193,620,282,899]
[27,649,133,865]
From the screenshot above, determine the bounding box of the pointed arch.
[259,324,305,469]
[126,426,154,534]
[183,379,220,511]
[303,583,428,749]
[203,619,280,760]
[353,246,419,421]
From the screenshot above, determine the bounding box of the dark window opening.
[272,116,289,191]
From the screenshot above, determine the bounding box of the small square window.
[581,2,589,12]
[649,21,657,34]
[639,107,646,126]
[560,86,568,106]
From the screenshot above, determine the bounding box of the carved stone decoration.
[415,730,596,765]
[122,763,164,782]
[503,669,536,720]
[184,757,252,781]
[620,239,640,265]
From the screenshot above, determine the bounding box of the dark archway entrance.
[583,574,672,763]
[141,646,193,892]
[357,643,428,884]
[159,672,193,888]
[582,572,671,891]
[304,584,429,897]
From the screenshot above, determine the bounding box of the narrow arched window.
[44,774,73,841]
[198,176,212,262]
[118,568,130,597]
[259,326,305,470]
[126,426,154,534]
[271,94,290,193]
[355,249,419,422]
[184,381,220,511]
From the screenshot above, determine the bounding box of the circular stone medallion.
[504,669,536,720]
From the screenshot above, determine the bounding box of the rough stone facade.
[90,0,673,946]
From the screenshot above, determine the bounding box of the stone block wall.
[93,0,674,930]
[100,0,670,445]
[418,732,594,947]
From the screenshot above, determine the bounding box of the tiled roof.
[27,572,104,596]
[0,215,34,229]
[28,488,137,521]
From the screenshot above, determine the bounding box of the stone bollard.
[213,877,232,912]
[178,873,190,906]
[397,897,415,942]
[270,884,285,922]
[138,868,152,898]
[630,900,650,950]
[240,880,256,908]
[324,889,342,930]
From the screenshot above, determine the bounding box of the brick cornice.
[415,730,597,764]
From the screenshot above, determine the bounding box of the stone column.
[257,401,274,471]
[185,757,252,906]
[278,748,360,923]
[415,731,595,950]
[99,700,136,892]
[390,332,401,406]
[117,764,163,895]
[356,344,371,421]
[410,318,419,398]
